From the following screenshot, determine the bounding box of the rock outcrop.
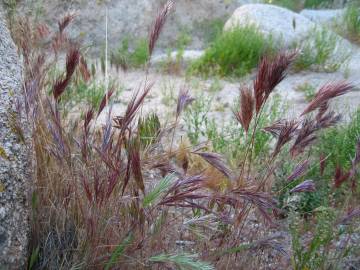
[300,8,344,25]
[16,0,256,55]
[0,12,31,269]
[224,4,316,47]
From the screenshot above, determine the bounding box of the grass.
[303,0,336,8]
[296,82,317,102]
[183,93,284,166]
[183,94,213,145]
[314,108,360,195]
[289,207,350,270]
[264,0,303,11]
[264,0,337,10]
[3,0,19,26]
[189,25,273,77]
[159,28,192,74]
[110,37,149,70]
[342,4,360,44]
[9,3,360,269]
[60,79,116,110]
[292,27,349,72]
[149,253,215,270]
[274,105,360,215]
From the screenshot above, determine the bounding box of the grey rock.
[0,12,32,269]
[224,4,316,47]
[150,50,204,66]
[300,8,344,25]
[16,0,251,56]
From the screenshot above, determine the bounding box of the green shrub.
[263,0,336,10]
[303,0,335,8]
[60,79,113,109]
[292,28,349,72]
[184,95,213,145]
[289,207,352,270]
[189,25,273,77]
[264,0,303,11]
[160,29,191,74]
[183,94,284,166]
[275,109,360,214]
[343,4,360,43]
[111,37,149,69]
[296,82,316,102]
[315,108,360,181]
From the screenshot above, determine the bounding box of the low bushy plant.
[110,37,149,69]
[343,4,360,43]
[189,25,273,77]
[187,94,284,167]
[289,206,356,270]
[296,82,317,102]
[292,28,349,72]
[274,103,360,215]
[160,28,192,74]
[264,0,336,10]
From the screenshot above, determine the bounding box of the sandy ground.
[96,51,360,128]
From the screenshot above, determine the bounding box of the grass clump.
[296,82,316,102]
[315,108,360,190]
[292,28,349,72]
[264,0,336,10]
[342,4,360,44]
[160,29,192,74]
[149,253,215,270]
[274,105,360,215]
[289,207,352,270]
[184,94,284,166]
[60,79,114,109]
[189,25,273,77]
[303,0,336,8]
[110,37,149,70]
[138,113,161,150]
[264,0,303,11]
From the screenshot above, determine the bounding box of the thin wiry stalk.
[301,81,354,116]
[290,180,316,193]
[193,151,234,180]
[148,0,175,57]
[287,160,310,182]
[254,51,297,114]
[234,86,254,133]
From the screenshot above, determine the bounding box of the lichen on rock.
[0,11,32,270]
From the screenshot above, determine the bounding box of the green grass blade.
[28,246,40,270]
[149,253,215,270]
[105,233,133,270]
[143,174,175,208]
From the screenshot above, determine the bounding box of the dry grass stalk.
[290,180,316,193]
[176,87,194,118]
[254,51,297,114]
[302,82,354,115]
[287,159,310,182]
[53,47,80,101]
[273,120,298,157]
[234,86,254,133]
[148,0,175,57]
